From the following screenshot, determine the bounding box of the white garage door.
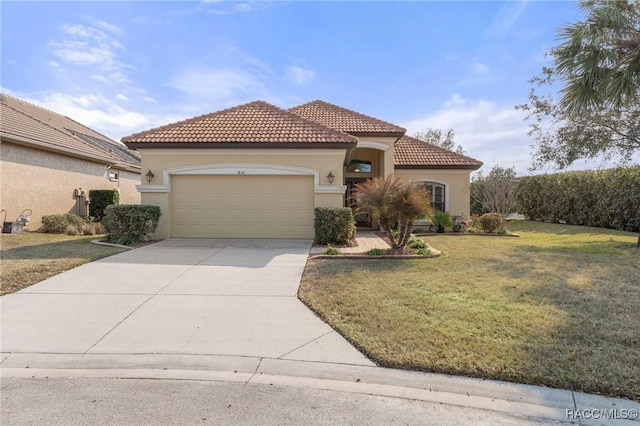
[171,175,314,238]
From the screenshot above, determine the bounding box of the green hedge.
[314,207,356,245]
[102,205,161,246]
[89,189,120,221]
[40,214,86,233]
[516,166,640,232]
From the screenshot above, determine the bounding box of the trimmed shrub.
[314,207,356,245]
[516,166,640,232]
[407,237,427,249]
[366,248,385,256]
[431,211,454,233]
[476,213,505,233]
[102,205,161,246]
[324,246,340,255]
[89,189,120,221]
[65,224,80,236]
[40,214,86,233]
[81,223,96,236]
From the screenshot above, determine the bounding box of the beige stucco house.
[123,100,482,239]
[0,94,141,230]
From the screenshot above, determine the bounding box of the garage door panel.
[171,175,314,238]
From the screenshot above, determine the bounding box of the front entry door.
[346,179,372,228]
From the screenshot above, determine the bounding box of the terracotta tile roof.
[394,135,483,169]
[122,101,358,147]
[289,100,406,136]
[0,94,140,169]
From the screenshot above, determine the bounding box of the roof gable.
[394,135,483,170]
[289,100,406,136]
[0,94,140,169]
[122,101,358,147]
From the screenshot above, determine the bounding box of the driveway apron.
[1,239,373,366]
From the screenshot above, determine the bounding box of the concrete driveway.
[0,239,373,365]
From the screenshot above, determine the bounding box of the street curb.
[90,240,134,250]
[2,353,638,426]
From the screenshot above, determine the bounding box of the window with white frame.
[416,182,446,212]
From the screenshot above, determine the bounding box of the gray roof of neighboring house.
[0,94,141,170]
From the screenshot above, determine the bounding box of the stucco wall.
[346,148,382,180]
[1,141,140,230]
[355,136,395,178]
[137,148,349,239]
[394,169,473,218]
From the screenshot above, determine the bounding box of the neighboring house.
[0,94,141,230]
[123,100,482,239]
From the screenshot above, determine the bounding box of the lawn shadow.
[495,243,640,400]
[511,220,639,238]
[1,237,123,261]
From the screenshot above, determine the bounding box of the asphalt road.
[1,377,559,426]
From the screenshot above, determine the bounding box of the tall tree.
[414,128,465,154]
[518,0,640,247]
[518,0,640,169]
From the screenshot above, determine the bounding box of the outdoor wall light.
[145,169,155,183]
[327,171,335,184]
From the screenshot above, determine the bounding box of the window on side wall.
[416,182,445,212]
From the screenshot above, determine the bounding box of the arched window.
[416,182,446,212]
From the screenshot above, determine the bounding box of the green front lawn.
[1,233,127,295]
[299,221,640,400]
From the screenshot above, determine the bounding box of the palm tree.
[354,176,432,250]
[553,0,640,248]
[554,0,640,114]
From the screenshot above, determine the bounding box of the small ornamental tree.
[354,176,432,251]
[473,165,520,217]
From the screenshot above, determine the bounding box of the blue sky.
[2,0,624,174]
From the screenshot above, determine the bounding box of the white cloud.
[487,0,529,37]
[285,66,316,85]
[402,94,633,175]
[51,40,117,65]
[48,61,64,72]
[93,19,124,35]
[91,74,110,83]
[445,93,466,107]
[116,93,129,101]
[207,2,254,14]
[48,21,128,84]
[31,92,152,140]
[473,62,490,74]
[168,67,268,102]
[402,94,534,174]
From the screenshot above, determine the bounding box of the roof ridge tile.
[122,100,358,145]
[289,99,406,135]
